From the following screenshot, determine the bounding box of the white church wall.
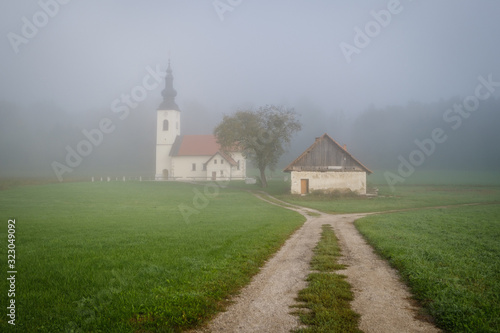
[155,145,173,180]
[155,109,180,179]
[206,154,232,181]
[153,63,248,182]
[172,156,211,180]
[156,110,180,144]
[228,152,246,179]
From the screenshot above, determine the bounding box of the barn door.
[211,171,217,181]
[300,179,309,194]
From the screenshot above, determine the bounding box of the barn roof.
[283,133,372,174]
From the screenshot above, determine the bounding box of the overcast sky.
[1,0,500,121]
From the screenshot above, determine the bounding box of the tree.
[214,105,301,187]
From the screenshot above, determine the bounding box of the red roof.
[175,135,220,156]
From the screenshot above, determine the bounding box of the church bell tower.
[155,60,180,180]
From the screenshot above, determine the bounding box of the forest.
[1,96,499,180]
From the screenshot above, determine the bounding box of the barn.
[283,133,372,195]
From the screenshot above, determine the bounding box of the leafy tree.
[214,105,301,187]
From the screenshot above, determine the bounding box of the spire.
[159,59,180,110]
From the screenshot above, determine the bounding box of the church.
[155,62,247,181]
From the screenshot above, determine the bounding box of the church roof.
[170,134,242,157]
[158,60,180,111]
[170,135,219,156]
[170,135,240,166]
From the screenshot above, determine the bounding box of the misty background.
[1,1,499,180]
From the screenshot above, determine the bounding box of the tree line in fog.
[1,96,499,179]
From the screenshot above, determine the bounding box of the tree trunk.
[259,167,268,188]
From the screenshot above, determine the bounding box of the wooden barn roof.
[283,133,372,174]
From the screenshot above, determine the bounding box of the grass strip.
[293,224,361,333]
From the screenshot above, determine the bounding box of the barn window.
[220,170,224,176]
[203,164,207,171]
[221,159,224,164]
[214,159,217,164]
[192,163,196,171]
[163,119,169,131]
[237,160,240,170]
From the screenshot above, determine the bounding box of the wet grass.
[355,205,500,332]
[0,181,305,332]
[276,184,500,214]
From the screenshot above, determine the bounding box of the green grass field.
[240,170,500,214]
[258,177,500,332]
[2,175,500,332]
[355,205,500,332]
[367,169,500,186]
[0,181,304,332]
[276,184,500,214]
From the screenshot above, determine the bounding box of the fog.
[1,1,500,179]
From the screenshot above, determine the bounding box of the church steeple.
[159,60,180,110]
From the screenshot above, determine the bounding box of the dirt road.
[192,196,440,332]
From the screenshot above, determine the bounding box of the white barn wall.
[290,171,367,194]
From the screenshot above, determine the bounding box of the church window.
[163,119,169,131]
[192,163,196,171]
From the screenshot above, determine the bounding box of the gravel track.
[191,195,440,332]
